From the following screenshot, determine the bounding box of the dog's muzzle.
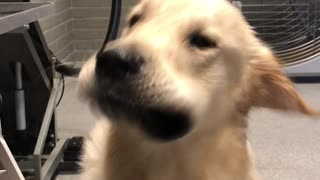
[95,47,144,81]
[140,107,192,141]
[97,93,192,142]
[94,47,192,141]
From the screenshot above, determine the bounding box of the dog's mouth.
[97,93,192,142]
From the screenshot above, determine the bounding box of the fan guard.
[236,0,320,66]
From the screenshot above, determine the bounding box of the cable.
[28,30,81,77]
[56,75,65,107]
[28,0,122,77]
[0,94,3,131]
[101,0,122,51]
[27,0,122,106]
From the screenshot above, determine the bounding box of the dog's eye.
[189,33,217,49]
[129,14,141,27]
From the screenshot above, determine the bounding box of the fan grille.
[237,0,320,66]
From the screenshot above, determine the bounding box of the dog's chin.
[97,94,192,142]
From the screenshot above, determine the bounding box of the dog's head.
[79,0,317,142]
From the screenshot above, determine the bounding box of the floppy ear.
[250,49,317,116]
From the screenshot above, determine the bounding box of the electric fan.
[233,0,320,77]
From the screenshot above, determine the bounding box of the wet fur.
[78,0,317,179]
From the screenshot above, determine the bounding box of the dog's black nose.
[96,48,144,80]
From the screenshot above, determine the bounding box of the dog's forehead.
[130,0,251,48]
[139,0,240,27]
[142,0,233,13]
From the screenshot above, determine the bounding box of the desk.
[0,3,54,35]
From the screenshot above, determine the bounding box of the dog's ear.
[249,48,317,116]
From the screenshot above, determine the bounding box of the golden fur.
[78,0,317,179]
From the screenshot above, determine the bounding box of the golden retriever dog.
[78,0,317,179]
